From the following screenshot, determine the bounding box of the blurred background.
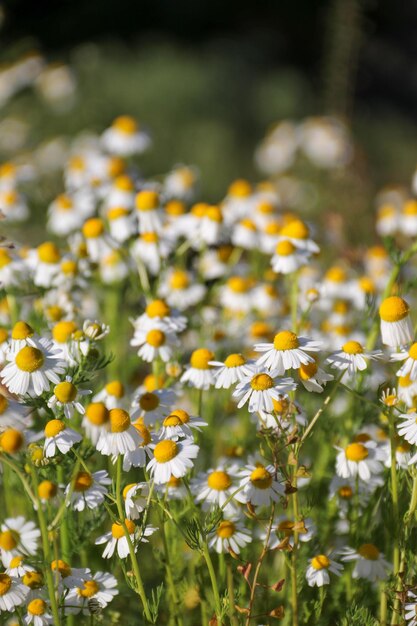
[1,0,417,243]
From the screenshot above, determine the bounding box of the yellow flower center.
[134,421,152,445]
[399,374,412,388]
[345,442,369,462]
[227,276,250,293]
[165,200,186,216]
[207,470,232,491]
[141,232,159,243]
[276,240,296,256]
[52,320,77,343]
[216,520,236,538]
[272,397,289,413]
[122,483,137,499]
[0,530,18,551]
[342,340,364,354]
[111,519,136,539]
[11,320,34,340]
[113,115,137,134]
[23,571,43,589]
[190,348,214,369]
[251,321,272,339]
[136,190,159,211]
[224,353,246,368]
[45,419,66,438]
[15,346,45,372]
[379,296,410,323]
[311,555,330,570]
[146,329,166,347]
[170,409,190,423]
[146,299,170,318]
[56,194,73,211]
[228,179,252,197]
[107,206,129,221]
[46,306,64,322]
[61,260,78,275]
[250,466,273,489]
[114,174,134,191]
[9,555,23,568]
[73,471,93,492]
[110,409,131,433]
[280,219,309,240]
[51,560,71,577]
[54,381,77,404]
[0,328,8,343]
[240,218,257,231]
[104,380,124,398]
[359,276,375,294]
[167,475,182,488]
[139,392,159,411]
[0,394,8,414]
[153,440,178,463]
[163,415,182,427]
[0,574,12,596]
[358,543,380,560]
[338,485,353,499]
[273,330,299,351]
[250,373,274,391]
[206,205,222,222]
[403,199,417,215]
[82,218,104,239]
[37,242,60,264]
[325,267,346,282]
[78,580,100,598]
[299,360,318,380]
[1,429,23,453]
[85,402,109,425]
[38,480,57,500]
[28,599,47,615]
[408,343,417,360]
[169,270,189,290]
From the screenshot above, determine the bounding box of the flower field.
[1,43,417,626]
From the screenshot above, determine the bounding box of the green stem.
[115,456,153,623]
[226,561,239,626]
[201,542,222,623]
[380,584,387,626]
[388,415,400,574]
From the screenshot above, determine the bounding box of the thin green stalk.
[115,455,153,623]
[201,542,222,624]
[226,560,239,626]
[156,506,184,626]
[380,584,387,626]
[388,415,400,574]
[29,466,61,626]
[57,465,71,562]
[291,463,299,626]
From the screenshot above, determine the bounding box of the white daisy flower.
[190,466,241,515]
[209,353,255,389]
[95,520,156,559]
[398,375,417,407]
[276,219,319,254]
[24,598,53,625]
[231,219,259,250]
[9,321,42,352]
[64,571,118,615]
[157,408,207,440]
[101,116,150,156]
[305,554,343,587]
[158,269,206,311]
[271,240,309,274]
[130,387,176,426]
[233,369,297,414]
[82,402,109,445]
[43,419,82,457]
[180,348,216,390]
[298,357,334,392]
[340,544,391,582]
[82,218,115,263]
[51,560,91,589]
[30,242,62,288]
[65,470,111,511]
[0,573,28,611]
[328,475,382,512]
[147,437,199,484]
[259,516,316,549]
[131,327,179,363]
[122,420,153,471]
[255,330,321,375]
[379,296,413,347]
[1,338,65,397]
[135,190,163,234]
[47,376,91,419]
[208,519,252,554]
[219,276,254,314]
[325,341,383,376]
[0,518,40,557]
[335,441,383,480]
[2,554,32,577]
[0,393,30,429]
[123,482,150,520]
[96,409,140,457]
[131,232,173,276]
[236,463,285,506]
[397,412,417,446]
[93,380,126,410]
[381,439,412,469]
[132,299,187,334]
[106,206,136,243]
[391,342,417,380]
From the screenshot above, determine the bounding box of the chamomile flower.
[24,598,53,625]
[135,189,163,233]
[0,248,24,287]
[209,353,254,389]
[30,242,62,288]
[95,520,156,559]
[305,554,343,587]
[0,518,40,558]
[1,339,65,396]
[101,115,150,156]
[133,299,187,333]
[236,463,285,506]
[106,206,135,243]
[325,341,383,376]
[405,591,417,626]
[208,519,252,554]
[277,219,319,254]
[396,411,417,445]
[391,342,417,379]
[180,348,216,390]
[397,375,417,407]
[82,402,109,445]
[122,420,153,470]
[232,218,259,249]
[340,544,391,582]
[131,231,172,276]
[157,409,207,440]
[382,439,412,468]
[47,376,91,419]
[233,369,297,413]
[123,482,150,519]
[43,419,82,457]
[131,327,178,363]
[219,276,254,314]
[335,441,383,480]
[191,466,241,514]
[50,560,91,589]
[9,321,42,352]
[379,296,413,347]
[96,408,140,456]
[255,330,321,375]
[260,516,316,549]
[65,470,111,511]
[298,357,334,392]
[82,218,115,263]
[271,240,309,274]
[2,554,32,577]
[147,437,199,484]
[93,380,126,409]
[130,387,176,425]
[0,573,28,611]
[64,572,118,614]
[159,269,206,311]
[47,193,85,236]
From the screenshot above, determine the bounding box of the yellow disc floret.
[109,409,131,433]
[345,442,369,462]
[28,598,47,615]
[379,296,409,323]
[216,520,236,538]
[224,353,246,368]
[139,392,159,411]
[111,519,135,539]
[15,346,44,372]
[37,242,60,264]
[169,270,189,290]
[82,218,104,239]
[38,480,57,500]
[73,471,93,492]
[0,574,12,595]
[250,466,273,489]
[190,348,214,369]
[146,299,170,318]
[0,530,17,551]
[299,360,318,380]
[273,330,299,351]
[153,440,178,463]
[54,381,77,403]
[342,341,364,354]
[358,543,380,560]
[52,320,77,343]
[1,429,23,453]
[136,190,159,211]
[207,470,232,491]
[250,373,274,391]
[146,329,166,347]
[78,580,100,598]
[85,402,109,425]
[276,240,296,256]
[44,419,66,438]
[311,555,330,570]
[11,321,34,340]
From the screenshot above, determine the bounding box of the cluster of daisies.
[2,112,417,625]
